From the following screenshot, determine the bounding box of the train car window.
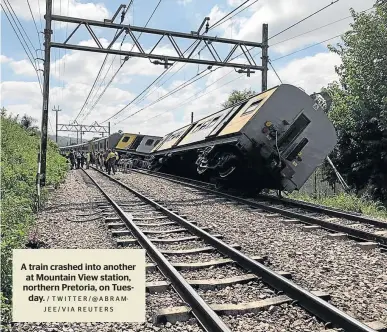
[206,116,221,129]
[145,139,154,146]
[241,99,263,116]
[154,140,160,146]
[122,136,130,143]
[278,114,311,151]
[191,123,203,133]
[200,119,212,130]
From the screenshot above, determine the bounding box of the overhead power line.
[124,1,342,125]
[81,0,163,122]
[209,0,260,30]
[1,2,43,94]
[269,0,340,40]
[115,68,215,124]
[271,34,342,62]
[74,1,133,122]
[209,0,249,30]
[120,0,256,116]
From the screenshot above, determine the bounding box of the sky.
[0,0,377,140]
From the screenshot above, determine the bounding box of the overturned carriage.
[149,84,337,193]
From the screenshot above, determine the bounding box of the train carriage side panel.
[177,108,233,146]
[241,84,337,191]
[107,133,123,150]
[153,124,192,152]
[218,87,277,136]
[116,133,137,150]
[135,135,163,154]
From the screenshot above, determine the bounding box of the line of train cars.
[60,84,337,194]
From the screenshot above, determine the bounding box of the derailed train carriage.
[60,132,162,160]
[149,84,337,193]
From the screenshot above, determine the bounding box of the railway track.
[131,169,387,250]
[83,167,380,331]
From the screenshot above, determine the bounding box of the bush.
[289,192,387,220]
[0,113,68,326]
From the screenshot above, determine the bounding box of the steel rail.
[135,169,387,227]
[132,169,387,246]
[82,169,232,332]
[89,166,376,332]
[257,194,387,228]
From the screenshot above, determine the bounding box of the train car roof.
[161,85,280,138]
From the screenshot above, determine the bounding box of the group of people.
[66,149,119,175]
[95,149,119,175]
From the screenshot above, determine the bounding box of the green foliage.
[1,112,68,326]
[222,88,257,108]
[289,192,387,220]
[324,3,387,204]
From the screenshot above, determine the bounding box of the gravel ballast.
[10,170,204,332]
[116,171,387,326]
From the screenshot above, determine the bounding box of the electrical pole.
[261,23,269,92]
[52,106,61,143]
[108,122,111,136]
[39,0,53,187]
[191,112,194,124]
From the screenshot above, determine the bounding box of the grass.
[1,113,68,327]
[288,192,387,220]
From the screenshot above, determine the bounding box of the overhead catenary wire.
[136,28,348,126]
[81,0,163,122]
[123,0,343,124]
[74,0,133,122]
[209,0,250,30]
[269,0,340,40]
[209,0,260,31]
[116,0,253,118]
[110,40,215,124]
[1,3,43,94]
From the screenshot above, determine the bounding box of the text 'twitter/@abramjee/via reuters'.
[12,249,146,322]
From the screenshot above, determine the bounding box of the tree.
[222,88,257,108]
[323,3,387,203]
[19,115,38,131]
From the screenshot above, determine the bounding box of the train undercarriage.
[148,143,283,194]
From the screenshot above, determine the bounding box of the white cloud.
[208,0,375,55]
[9,59,40,77]
[0,55,12,63]
[5,0,109,24]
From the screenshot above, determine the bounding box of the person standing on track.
[113,149,119,174]
[76,151,81,169]
[103,150,108,172]
[86,151,90,169]
[68,150,75,170]
[106,149,116,175]
[80,152,85,169]
[99,152,105,171]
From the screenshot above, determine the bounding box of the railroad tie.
[160,244,241,255]
[135,221,197,227]
[153,290,329,324]
[141,227,209,235]
[116,234,223,246]
[145,256,266,273]
[146,271,292,293]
